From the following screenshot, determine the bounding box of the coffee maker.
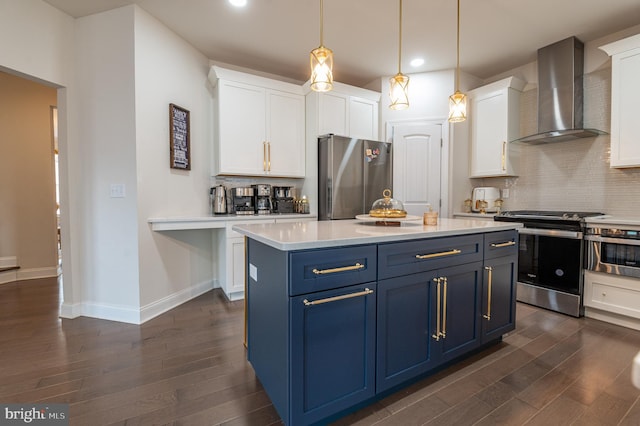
[253,184,272,215]
[231,187,255,215]
[272,186,294,213]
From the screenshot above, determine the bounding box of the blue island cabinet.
[245,229,518,425]
[246,239,377,426]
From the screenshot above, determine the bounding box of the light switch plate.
[502,189,510,199]
[110,183,126,198]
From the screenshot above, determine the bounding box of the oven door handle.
[518,228,583,239]
[585,235,640,246]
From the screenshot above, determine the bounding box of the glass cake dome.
[369,189,407,218]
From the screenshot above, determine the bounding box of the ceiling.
[42,0,640,88]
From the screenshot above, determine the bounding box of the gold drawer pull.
[490,241,516,248]
[312,263,364,275]
[303,288,374,306]
[416,249,462,260]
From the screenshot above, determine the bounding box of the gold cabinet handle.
[490,241,516,248]
[303,288,373,306]
[415,249,462,260]
[501,141,506,172]
[441,277,447,338]
[484,266,493,320]
[267,142,271,171]
[432,278,441,341]
[263,141,267,171]
[312,262,364,275]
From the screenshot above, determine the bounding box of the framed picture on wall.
[169,103,191,170]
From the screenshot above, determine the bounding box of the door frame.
[385,117,450,218]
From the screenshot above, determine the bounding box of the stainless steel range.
[494,210,605,317]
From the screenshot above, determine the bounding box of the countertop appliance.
[272,186,294,214]
[210,185,227,214]
[318,134,392,220]
[252,184,272,215]
[494,210,605,317]
[513,36,607,144]
[232,187,255,215]
[471,187,501,213]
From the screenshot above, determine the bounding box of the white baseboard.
[17,266,59,281]
[0,265,58,285]
[140,279,214,323]
[59,279,215,325]
[0,270,18,285]
[0,256,17,268]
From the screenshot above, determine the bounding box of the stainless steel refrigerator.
[318,134,393,220]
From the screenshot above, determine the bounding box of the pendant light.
[310,0,333,92]
[448,0,467,122]
[389,0,409,110]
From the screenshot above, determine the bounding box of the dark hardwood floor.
[2,277,640,425]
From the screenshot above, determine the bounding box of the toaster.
[471,187,501,213]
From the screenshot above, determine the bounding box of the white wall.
[133,7,215,314]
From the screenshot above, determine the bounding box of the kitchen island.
[232,218,520,425]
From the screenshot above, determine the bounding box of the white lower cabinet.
[584,270,640,330]
[218,218,316,300]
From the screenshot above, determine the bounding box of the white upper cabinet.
[600,34,640,168]
[468,77,525,178]
[209,66,305,178]
[306,83,380,140]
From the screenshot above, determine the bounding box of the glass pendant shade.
[310,45,334,92]
[448,90,467,122]
[389,73,410,110]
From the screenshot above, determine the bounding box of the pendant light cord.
[398,0,403,74]
[455,0,460,91]
[319,0,324,46]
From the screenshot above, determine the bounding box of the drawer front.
[378,235,483,280]
[290,245,377,296]
[484,230,519,260]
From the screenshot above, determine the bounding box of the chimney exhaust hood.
[513,36,607,144]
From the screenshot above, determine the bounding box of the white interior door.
[392,123,443,217]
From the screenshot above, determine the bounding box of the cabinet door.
[376,271,439,392]
[217,80,265,175]
[349,96,378,140]
[481,255,517,342]
[318,91,348,136]
[470,91,509,177]
[266,90,305,177]
[438,262,483,363]
[610,46,640,168]
[291,283,376,425]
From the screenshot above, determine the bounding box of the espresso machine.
[231,187,255,215]
[272,186,294,213]
[252,184,272,215]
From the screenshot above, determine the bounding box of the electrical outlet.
[502,189,510,199]
[110,183,126,198]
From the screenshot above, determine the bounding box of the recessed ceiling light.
[410,58,425,67]
[229,0,247,7]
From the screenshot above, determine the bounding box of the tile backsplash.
[474,68,640,217]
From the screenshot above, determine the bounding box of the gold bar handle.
[501,141,506,172]
[263,141,267,171]
[267,142,271,171]
[416,249,462,260]
[303,288,373,306]
[432,278,441,341]
[441,277,447,338]
[312,262,364,275]
[484,266,493,320]
[490,241,516,248]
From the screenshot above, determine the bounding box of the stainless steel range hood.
[513,36,607,144]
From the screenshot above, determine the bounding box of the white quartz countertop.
[232,218,521,251]
[148,214,316,231]
[585,215,640,228]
